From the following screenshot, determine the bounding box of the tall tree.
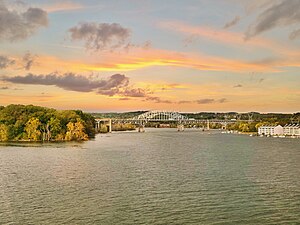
[25,118,41,141]
[0,124,9,141]
[65,120,88,141]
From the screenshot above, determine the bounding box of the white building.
[258,125,283,136]
[283,124,300,136]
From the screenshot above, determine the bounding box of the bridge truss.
[132,110,188,122]
[97,110,253,125]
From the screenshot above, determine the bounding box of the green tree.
[48,117,62,140]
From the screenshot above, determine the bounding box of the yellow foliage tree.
[25,118,41,141]
[238,123,250,132]
[65,120,88,141]
[0,124,9,141]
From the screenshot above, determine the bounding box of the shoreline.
[224,130,300,138]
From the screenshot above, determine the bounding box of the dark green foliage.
[91,111,147,119]
[182,112,300,122]
[0,104,95,141]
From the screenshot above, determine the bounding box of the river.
[0,129,299,224]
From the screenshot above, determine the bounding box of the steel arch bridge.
[132,110,188,122]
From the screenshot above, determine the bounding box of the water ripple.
[0,129,299,224]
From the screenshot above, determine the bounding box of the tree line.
[92,111,300,123]
[0,105,95,142]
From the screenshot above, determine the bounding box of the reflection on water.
[0,129,299,224]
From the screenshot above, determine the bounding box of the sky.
[0,0,299,113]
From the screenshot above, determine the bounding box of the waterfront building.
[283,124,300,136]
[258,125,283,136]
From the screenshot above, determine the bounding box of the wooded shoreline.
[0,104,95,142]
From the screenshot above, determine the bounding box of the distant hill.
[91,111,300,124]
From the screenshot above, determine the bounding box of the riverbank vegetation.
[0,105,95,142]
[112,123,135,131]
[91,111,146,119]
[97,123,136,133]
[227,122,261,133]
[227,120,299,133]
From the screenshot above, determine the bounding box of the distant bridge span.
[95,110,253,132]
[133,110,188,122]
[111,110,252,123]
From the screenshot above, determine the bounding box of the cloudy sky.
[0,0,299,112]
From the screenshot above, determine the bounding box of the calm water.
[0,129,299,225]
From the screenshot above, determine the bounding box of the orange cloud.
[14,49,279,74]
[83,48,278,73]
[3,46,296,76]
[135,82,187,93]
[41,1,84,13]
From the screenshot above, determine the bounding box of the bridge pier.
[95,121,99,132]
[138,120,145,132]
[207,119,210,130]
[177,124,184,132]
[95,119,112,133]
[108,119,112,133]
[138,125,145,133]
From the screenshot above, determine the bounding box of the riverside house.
[258,125,284,136]
[283,124,300,136]
[258,124,300,136]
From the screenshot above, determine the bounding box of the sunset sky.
[0,0,299,112]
